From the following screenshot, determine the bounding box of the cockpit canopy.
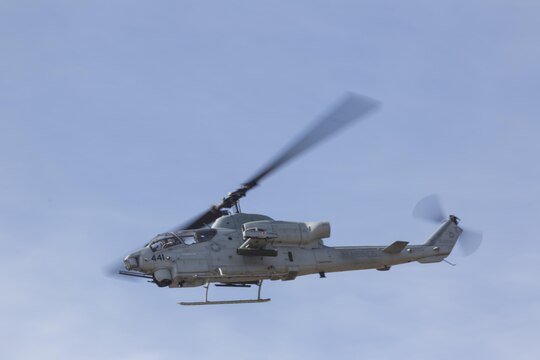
[147,229,217,252]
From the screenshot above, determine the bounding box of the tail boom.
[310,216,462,274]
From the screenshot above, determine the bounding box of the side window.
[150,242,162,252]
[195,229,217,242]
[182,235,197,245]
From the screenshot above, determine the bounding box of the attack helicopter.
[112,93,482,305]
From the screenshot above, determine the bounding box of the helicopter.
[113,93,482,305]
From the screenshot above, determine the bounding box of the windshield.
[148,229,217,251]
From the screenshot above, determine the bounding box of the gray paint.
[123,213,461,290]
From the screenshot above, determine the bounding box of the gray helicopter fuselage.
[124,213,462,288]
[115,94,476,305]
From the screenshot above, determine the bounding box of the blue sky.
[1,1,539,359]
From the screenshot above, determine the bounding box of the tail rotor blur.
[458,229,483,256]
[413,194,483,256]
[412,194,446,223]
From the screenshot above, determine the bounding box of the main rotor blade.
[177,208,224,232]
[179,93,379,230]
[243,93,379,189]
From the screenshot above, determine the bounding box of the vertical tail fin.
[418,216,462,263]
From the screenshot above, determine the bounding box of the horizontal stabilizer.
[383,241,409,254]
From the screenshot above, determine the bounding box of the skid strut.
[178,280,270,306]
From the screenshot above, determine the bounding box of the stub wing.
[236,237,278,257]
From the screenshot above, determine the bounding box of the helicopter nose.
[123,254,139,270]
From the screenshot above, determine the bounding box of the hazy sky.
[2,1,539,359]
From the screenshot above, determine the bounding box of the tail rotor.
[412,194,446,223]
[413,194,483,256]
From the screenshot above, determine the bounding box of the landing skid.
[179,298,270,306]
[179,280,270,306]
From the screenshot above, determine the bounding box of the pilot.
[163,239,175,249]
[150,241,162,251]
